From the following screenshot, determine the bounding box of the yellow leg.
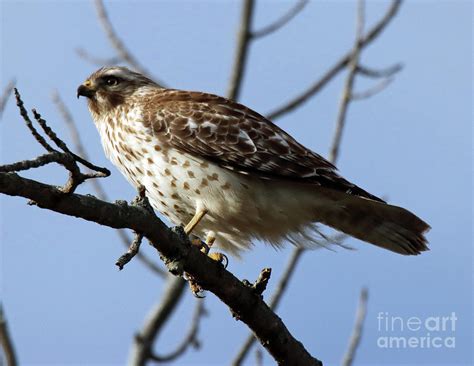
[184,209,208,235]
[204,230,228,268]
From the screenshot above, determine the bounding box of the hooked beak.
[77,83,96,99]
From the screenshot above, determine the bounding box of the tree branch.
[329,0,366,163]
[267,0,402,121]
[0,304,18,366]
[148,297,205,363]
[251,0,309,39]
[341,288,368,366]
[92,0,166,87]
[0,172,322,366]
[128,275,187,365]
[226,0,255,101]
[356,63,403,79]
[0,80,16,118]
[231,247,304,366]
[75,48,122,67]
[350,77,394,100]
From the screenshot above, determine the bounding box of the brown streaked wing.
[143,89,384,202]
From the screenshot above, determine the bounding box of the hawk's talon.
[208,252,228,268]
[187,274,205,297]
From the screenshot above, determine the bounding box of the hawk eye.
[104,76,120,87]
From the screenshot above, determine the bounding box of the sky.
[0,1,472,365]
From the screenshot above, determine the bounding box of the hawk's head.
[77,66,156,116]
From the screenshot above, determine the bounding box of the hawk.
[77,66,429,257]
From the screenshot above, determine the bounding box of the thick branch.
[267,0,402,120]
[226,0,255,101]
[0,173,321,366]
[231,247,304,366]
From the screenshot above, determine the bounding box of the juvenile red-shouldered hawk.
[77,67,429,256]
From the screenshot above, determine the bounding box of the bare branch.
[128,275,188,366]
[31,109,109,176]
[0,152,72,173]
[251,0,309,39]
[255,348,263,366]
[149,299,205,363]
[356,63,403,78]
[51,91,166,277]
[226,0,255,101]
[0,171,322,366]
[14,89,55,152]
[341,288,369,366]
[251,268,272,296]
[93,0,166,87]
[329,0,366,164]
[267,0,402,120]
[0,79,16,118]
[0,304,18,366]
[76,48,122,66]
[116,185,154,270]
[231,247,304,366]
[116,232,144,270]
[351,77,394,100]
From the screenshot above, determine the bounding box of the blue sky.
[1,1,472,365]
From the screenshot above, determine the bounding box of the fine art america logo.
[376,312,457,349]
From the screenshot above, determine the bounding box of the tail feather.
[314,188,430,255]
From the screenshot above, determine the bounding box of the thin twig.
[0,79,16,118]
[0,152,72,173]
[252,268,272,296]
[115,185,154,269]
[329,0,366,163]
[255,348,263,366]
[0,304,18,366]
[149,299,205,363]
[226,0,255,100]
[251,0,309,39]
[76,48,122,66]
[51,91,166,277]
[341,288,369,366]
[128,275,189,366]
[351,77,394,100]
[14,89,55,152]
[115,232,143,270]
[356,63,403,78]
[93,0,166,87]
[31,109,109,175]
[267,0,402,120]
[13,89,110,194]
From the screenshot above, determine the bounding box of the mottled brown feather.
[139,89,384,202]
